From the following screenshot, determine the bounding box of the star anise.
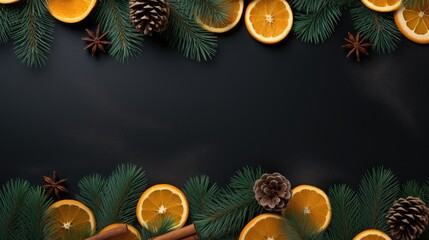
[342,32,371,61]
[43,170,68,199]
[81,25,111,56]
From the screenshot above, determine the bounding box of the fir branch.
[324,184,359,240]
[400,180,425,199]
[350,3,401,53]
[96,164,147,230]
[76,174,107,221]
[95,0,143,63]
[357,167,399,232]
[0,179,31,240]
[293,1,343,44]
[0,4,13,44]
[194,166,264,238]
[424,179,429,204]
[161,0,217,61]
[282,212,324,240]
[189,0,230,27]
[140,217,175,239]
[10,0,54,68]
[182,175,220,222]
[16,187,54,240]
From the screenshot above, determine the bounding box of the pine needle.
[291,0,345,44]
[0,179,31,240]
[76,174,106,221]
[423,179,429,204]
[357,167,399,232]
[96,164,147,230]
[350,3,402,53]
[282,212,324,240]
[194,166,264,238]
[140,217,175,239]
[400,180,425,199]
[10,0,54,68]
[16,187,54,240]
[161,0,217,61]
[324,184,359,240]
[188,0,230,27]
[0,4,12,44]
[182,175,220,222]
[95,0,143,63]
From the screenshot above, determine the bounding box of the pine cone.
[253,172,292,211]
[386,196,429,240]
[130,0,170,36]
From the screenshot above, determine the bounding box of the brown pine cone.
[253,172,292,211]
[130,0,170,36]
[386,196,429,240]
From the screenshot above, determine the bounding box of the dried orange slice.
[197,0,244,33]
[353,229,392,240]
[136,184,189,230]
[0,0,19,4]
[361,0,402,12]
[239,213,286,240]
[46,0,97,23]
[47,199,96,239]
[244,0,293,44]
[100,223,142,240]
[394,2,429,44]
[282,185,331,232]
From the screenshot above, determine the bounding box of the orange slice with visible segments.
[282,184,331,232]
[47,199,96,239]
[197,0,244,33]
[394,2,429,44]
[136,184,189,230]
[353,229,392,240]
[46,0,97,23]
[239,213,287,240]
[100,223,142,240]
[361,0,402,12]
[244,0,293,44]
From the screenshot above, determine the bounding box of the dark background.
[0,11,428,194]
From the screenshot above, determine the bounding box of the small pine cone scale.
[254,172,292,212]
[386,196,429,240]
[130,0,170,36]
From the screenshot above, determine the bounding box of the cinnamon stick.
[150,224,197,240]
[85,224,128,240]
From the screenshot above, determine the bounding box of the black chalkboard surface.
[0,13,428,193]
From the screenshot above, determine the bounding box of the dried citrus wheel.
[0,0,19,4]
[239,213,286,240]
[136,184,189,230]
[282,184,331,232]
[46,0,97,23]
[361,0,402,12]
[47,199,96,239]
[100,223,142,240]
[353,229,392,240]
[244,0,293,44]
[197,0,244,33]
[394,2,429,44]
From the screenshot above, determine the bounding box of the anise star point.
[43,170,68,199]
[342,32,371,62]
[81,25,111,56]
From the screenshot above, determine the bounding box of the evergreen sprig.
[0,4,12,44]
[77,164,148,231]
[182,175,220,222]
[139,217,175,239]
[10,0,54,68]
[189,0,230,28]
[357,166,399,232]
[350,3,402,53]
[400,180,425,199]
[194,166,264,238]
[161,0,217,61]
[94,0,143,63]
[291,0,346,44]
[0,179,31,240]
[325,184,359,240]
[282,213,324,240]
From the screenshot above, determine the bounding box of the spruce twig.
[324,184,359,240]
[140,217,175,239]
[76,174,107,222]
[400,180,425,199]
[94,0,143,62]
[357,167,399,232]
[188,0,230,27]
[282,212,324,240]
[0,179,31,240]
[350,3,401,53]
[10,0,54,68]
[0,4,13,44]
[161,0,217,61]
[194,166,264,238]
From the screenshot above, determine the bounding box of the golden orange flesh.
[239,214,287,240]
